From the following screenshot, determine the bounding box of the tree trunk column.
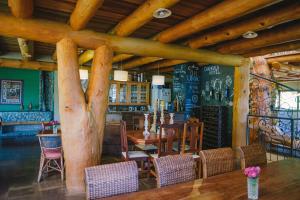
[232,59,251,148]
[56,37,112,193]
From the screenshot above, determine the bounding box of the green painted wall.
[199,64,235,147]
[0,67,40,111]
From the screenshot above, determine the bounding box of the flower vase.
[143,114,150,138]
[247,177,259,200]
[53,125,58,134]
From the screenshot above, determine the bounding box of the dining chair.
[149,123,183,177]
[37,135,64,182]
[120,120,150,174]
[153,154,195,188]
[172,117,200,152]
[200,147,235,178]
[237,143,267,169]
[132,115,143,130]
[181,121,204,178]
[150,123,183,159]
[85,161,138,199]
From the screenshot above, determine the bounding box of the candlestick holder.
[169,113,174,124]
[158,101,165,136]
[150,99,158,133]
[143,114,150,138]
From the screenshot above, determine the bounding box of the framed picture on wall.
[0,80,23,104]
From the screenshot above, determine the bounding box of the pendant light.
[152,63,165,85]
[79,69,88,80]
[114,59,128,81]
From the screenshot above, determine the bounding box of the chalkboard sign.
[173,63,201,118]
[200,64,234,106]
[199,64,234,147]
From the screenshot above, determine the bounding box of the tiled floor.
[0,136,156,200]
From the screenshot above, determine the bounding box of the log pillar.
[56,37,112,193]
[232,59,251,148]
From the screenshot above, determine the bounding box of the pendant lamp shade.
[114,70,128,81]
[79,69,88,80]
[152,75,165,85]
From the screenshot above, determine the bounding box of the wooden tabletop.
[37,129,61,136]
[127,130,167,144]
[105,159,300,200]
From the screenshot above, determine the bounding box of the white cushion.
[150,153,159,159]
[135,144,157,151]
[122,151,148,159]
[192,154,200,159]
[172,142,190,152]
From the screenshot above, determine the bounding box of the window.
[276,91,299,110]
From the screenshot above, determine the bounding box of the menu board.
[173,63,201,118]
[199,64,234,106]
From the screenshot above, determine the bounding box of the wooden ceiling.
[0,0,299,81]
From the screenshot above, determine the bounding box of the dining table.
[127,130,168,145]
[105,159,300,200]
[38,129,61,135]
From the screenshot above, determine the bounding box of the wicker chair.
[85,161,138,199]
[153,154,195,188]
[237,144,267,169]
[200,147,235,178]
[37,135,64,182]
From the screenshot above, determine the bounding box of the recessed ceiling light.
[242,31,258,39]
[153,8,172,19]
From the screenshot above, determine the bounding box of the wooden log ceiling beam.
[8,0,33,18]
[78,0,180,65]
[122,0,298,69]
[271,62,300,74]
[218,22,300,54]
[142,47,300,72]
[267,54,300,64]
[243,41,300,57]
[155,0,279,43]
[140,22,300,70]
[70,0,104,31]
[0,13,247,67]
[0,58,89,71]
[0,58,55,71]
[114,0,279,65]
[8,0,34,61]
[52,0,104,60]
[142,41,300,71]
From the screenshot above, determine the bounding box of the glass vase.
[53,125,58,134]
[247,177,259,200]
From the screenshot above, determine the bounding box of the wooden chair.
[237,143,267,169]
[153,154,195,188]
[181,121,204,178]
[120,120,150,174]
[200,147,235,178]
[37,135,64,182]
[85,161,138,199]
[150,123,183,159]
[132,115,143,130]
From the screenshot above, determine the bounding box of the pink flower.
[244,166,261,178]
